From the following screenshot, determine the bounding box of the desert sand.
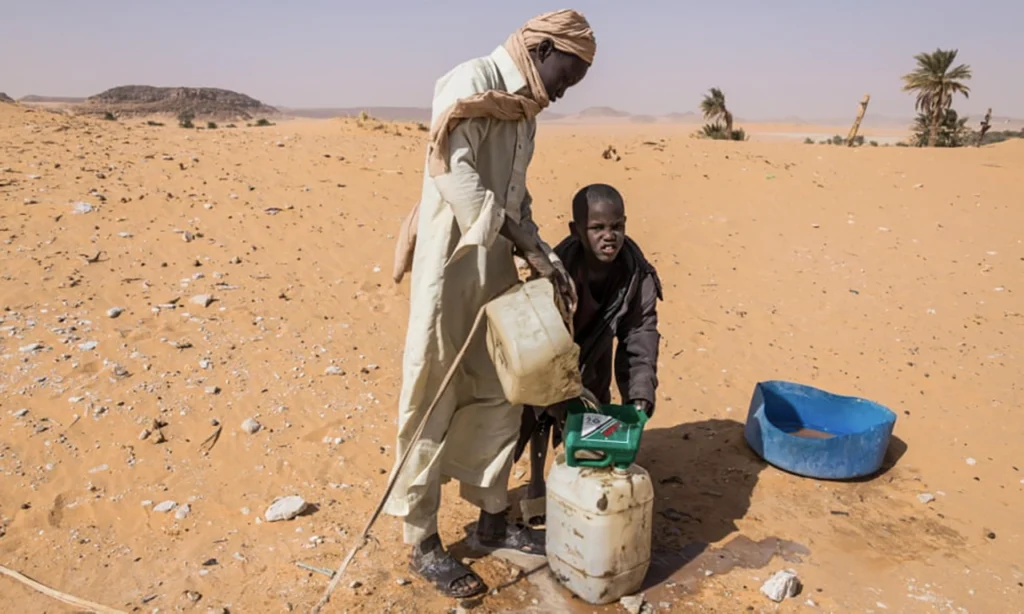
[1,102,1022,613]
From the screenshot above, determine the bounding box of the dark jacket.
[514,234,662,460]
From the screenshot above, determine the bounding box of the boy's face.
[573,199,626,264]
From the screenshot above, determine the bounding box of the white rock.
[241,418,261,434]
[19,342,43,353]
[324,365,344,376]
[918,493,936,504]
[264,495,308,522]
[107,307,124,318]
[175,504,191,520]
[72,201,94,214]
[619,593,647,614]
[153,500,177,513]
[205,386,220,395]
[760,569,802,602]
[14,409,29,418]
[191,294,213,308]
[78,340,98,351]
[966,457,977,466]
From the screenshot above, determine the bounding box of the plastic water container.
[484,278,582,407]
[546,452,654,604]
[563,402,649,469]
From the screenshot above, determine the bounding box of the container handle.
[571,450,614,468]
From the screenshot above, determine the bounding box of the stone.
[72,201,94,214]
[107,307,125,318]
[619,593,648,614]
[19,342,43,353]
[205,386,221,395]
[175,504,192,520]
[760,569,802,602]
[324,365,344,376]
[14,409,29,418]
[191,294,213,308]
[918,493,936,504]
[153,500,177,513]
[241,418,261,434]
[264,495,308,522]
[78,340,98,351]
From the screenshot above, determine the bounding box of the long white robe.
[384,45,557,520]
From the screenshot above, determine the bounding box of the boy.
[514,183,663,525]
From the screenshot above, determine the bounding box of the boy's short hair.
[572,183,625,224]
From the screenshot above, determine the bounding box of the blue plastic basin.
[744,380,898,480]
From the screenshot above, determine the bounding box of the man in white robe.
[385,9,596,598]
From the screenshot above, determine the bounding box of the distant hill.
[576,106,631,118]
[19,95,87,103]
[278,106,571,123]
[79,86,278,120]
[0,92,14,103]
[279,106,432,122]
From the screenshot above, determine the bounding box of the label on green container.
[580,412,625,441]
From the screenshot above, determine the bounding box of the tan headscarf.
[393,9,596,283]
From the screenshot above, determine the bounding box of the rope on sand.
[0,565,126,614]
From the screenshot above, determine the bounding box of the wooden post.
[846,94,870,146]
[978,108,992,146]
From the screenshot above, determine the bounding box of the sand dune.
[1,103,1022,612]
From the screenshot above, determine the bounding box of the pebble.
[264,495,308,522]
[348,580,362,589]
[175,504,191,520]
[966,457,977,466]
[619,593,649,614]
[205,386,221,395]
[918,493,936,504]
[19,342,43,353]
[14,409,29,418]
[396,578,410,586]
[241,418,261,434]
[107,307,125,318]
[191,294,213,308]
[760,569,802,602]
[78,340,98,351]
[153,500,177,513]
[324,366,344,376]
[72,201,94,214]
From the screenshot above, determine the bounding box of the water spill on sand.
[511,535,809,612]
[648,535,809,593]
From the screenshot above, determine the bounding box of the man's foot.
[409,534,487,599]
[476,509,546,556]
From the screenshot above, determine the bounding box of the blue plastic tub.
[744,380,898,480]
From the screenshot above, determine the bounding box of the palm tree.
[901,49,972,147]
[700,88,733,135]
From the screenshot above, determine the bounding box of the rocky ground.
[1,103,1022,612]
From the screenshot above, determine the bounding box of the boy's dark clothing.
[514,234,662,460]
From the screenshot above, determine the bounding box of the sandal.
[519,496,546,527]
[410,540,488,599]
[477,522,546,556]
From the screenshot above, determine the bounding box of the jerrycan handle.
[570,449,615,469]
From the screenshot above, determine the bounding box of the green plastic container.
[563,401,649,469]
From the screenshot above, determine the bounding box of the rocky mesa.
[79,85,278,120]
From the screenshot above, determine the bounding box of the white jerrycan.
[545,452,655,605]
[484,278,582,407]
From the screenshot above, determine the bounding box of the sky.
[2,0,1022,120]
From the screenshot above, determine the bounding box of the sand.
[1,103,1022,613]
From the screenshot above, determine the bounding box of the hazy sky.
[2,1,1021,119]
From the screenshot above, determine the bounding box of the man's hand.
[552,259,578,315]
[633,399,653,418]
